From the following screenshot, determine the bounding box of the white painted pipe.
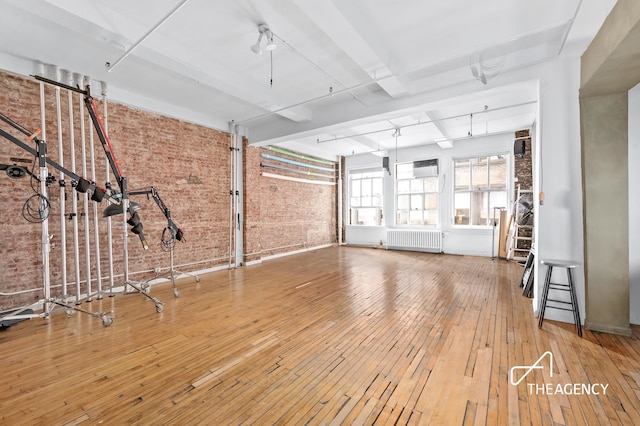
[228,124,234,269]
[338,156,343,245]
[39,82,52,309]
[66,79,83,304]
[101,89,115,293]
[78,88,94,300]
[105,0,191,72]
[85,95,103,297]
[235,127,244,267]
[122,190,130,290]
[55,86,68,297]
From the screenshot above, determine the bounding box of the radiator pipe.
[55,84,68,298]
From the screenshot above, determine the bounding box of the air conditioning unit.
[413,159,438,177]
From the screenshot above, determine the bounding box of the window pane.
[409,210,423,225]
[351,180,360,197]
[397,180,410,194]
[424,177,437,192]
[471,157,489,190]
[490,191,508,212]
[398,195,409,210]
[351,207,381,226]
[425,210,438,225]
[410,194,422,210]
[454,193,470,225]
[489,155,507,189]
[454,160,470,190]
[396,210,408,225]
[372,178,383,197]
[410,179,423,193]
[471,192,489,226]
[351,197,360,207]
[424,193,438,210]
[396,163,413,180]
[361,179,372,197]
[361,196,372,207]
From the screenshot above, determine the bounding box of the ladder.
[507,185,533,261]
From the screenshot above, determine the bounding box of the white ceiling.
[0,0,617,160]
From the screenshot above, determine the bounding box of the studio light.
[250,33,264,55]
[265,34,277,51]
[102,201,142,217]
[251,24,277,55]
[4,165,27,179]
[75,177,90,193]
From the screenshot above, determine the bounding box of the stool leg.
[538,265,553,329]
[566,269,582,337]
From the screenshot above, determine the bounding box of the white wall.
[344,55,627,328]
[345,133,514,257]
[630,82,640,325]
[533,56,586,324]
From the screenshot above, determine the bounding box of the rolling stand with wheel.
[131,187,198,298]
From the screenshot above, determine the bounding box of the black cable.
[161,226,177,252]
[21,153,50,223]
[22,193,50,223]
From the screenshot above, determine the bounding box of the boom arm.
[0,112,107,201]
[1,78,149,250]
[130,187,185,243]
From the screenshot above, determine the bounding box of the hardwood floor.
[1,246,639,425]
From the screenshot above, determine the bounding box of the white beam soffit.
[291,0,408,98]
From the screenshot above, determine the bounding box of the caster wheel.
[156,303,164,313]
[173,289,180,298]
[101,315,114,327]
[195,277,201,283]
[65,309,76,318]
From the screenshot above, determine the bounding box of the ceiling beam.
[291,0,409,98]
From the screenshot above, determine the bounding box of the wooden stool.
[538,260,582,337]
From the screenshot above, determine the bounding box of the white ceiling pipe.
[105,0,192,72]
[47,64,61,82]
[315,100,537,144]
[34,61,46,77]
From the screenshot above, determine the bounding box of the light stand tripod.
[131,187,199,298]
[0,112,115,326]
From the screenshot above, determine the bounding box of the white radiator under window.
[386,229,442,253]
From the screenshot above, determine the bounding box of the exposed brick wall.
[0,70,231,310]
[514,129,532,196]
[513,129,533,251]
[1,69,338,312]
[243,144,337,262]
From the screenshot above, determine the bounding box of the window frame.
[394,160,439,227]
[452,153,509,227]
[348,167,384,226]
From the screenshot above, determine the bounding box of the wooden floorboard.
[1,245,640,425]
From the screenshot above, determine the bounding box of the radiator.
[386,229,442,253]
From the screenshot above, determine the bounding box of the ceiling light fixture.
[470,51,505,85]
[251,24,277,55]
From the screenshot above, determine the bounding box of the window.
[349,169,383,225]
[395,161,438,226]
[453,155,508,226]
